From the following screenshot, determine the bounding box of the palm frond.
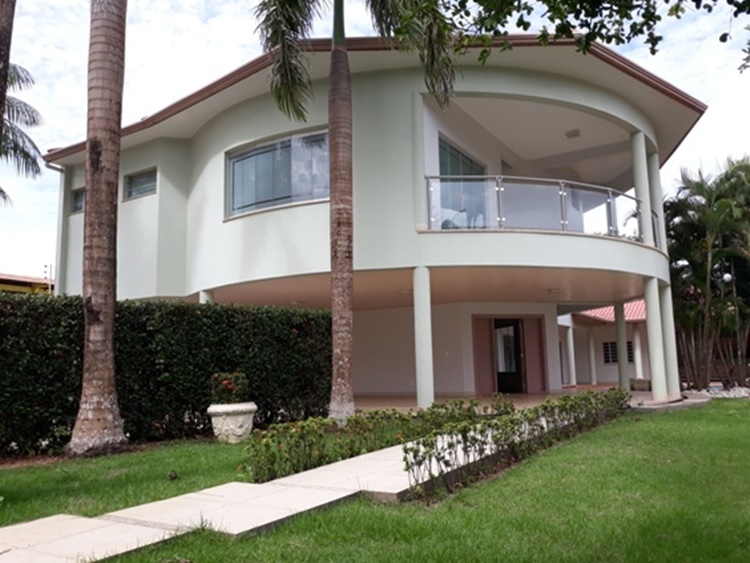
[8,63,34,91]
[255,0,324,122]
[365,0,403,37]
[390,0,456,109]
[0,185,10,205]
[0,118,42,178]
[4,95,42,127]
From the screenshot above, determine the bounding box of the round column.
[413,266,435,408]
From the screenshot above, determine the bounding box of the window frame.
[124,168,157,201]
[70,188,85,214]
[438,136,486,177]
[602,341,635,364]
[225,130,330,219]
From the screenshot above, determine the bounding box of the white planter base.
[207,401,258,444]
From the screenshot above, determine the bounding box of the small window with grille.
[603,341,634,364]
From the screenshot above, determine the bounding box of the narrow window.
[125,169,157,200]
[71,188,85,213]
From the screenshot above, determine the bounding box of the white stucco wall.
[57,64,670,299]
[58,140,191,298]
[559,321,652,385]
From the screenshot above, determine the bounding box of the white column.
[54,166,69,296]
[647,152,667,252]
[413,266,435,408]
[587,329,597,385]
[660,283,682,401]
[644,277,668,402]
[199,290,214,304]
[614,303,629,390]
[631,131,654,246]
[566,326,577,386]
[633,323,644,380]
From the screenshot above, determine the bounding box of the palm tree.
[665,158,750,389]
[0,0,17,204]
[255,0,455,420]
[0,63,43,204]
[67,0,129,455]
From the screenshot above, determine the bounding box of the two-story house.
[46,36,705,407]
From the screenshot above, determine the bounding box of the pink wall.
[523,317,546,393]
[473,317,495,395]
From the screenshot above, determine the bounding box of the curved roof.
[45,35,706,166]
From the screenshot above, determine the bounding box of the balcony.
[426,175,655,244]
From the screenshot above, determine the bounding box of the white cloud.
[0,2,747,277]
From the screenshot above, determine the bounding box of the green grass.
[0,439,247,526]
[107,400,750,562]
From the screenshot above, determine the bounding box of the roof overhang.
[44,35,706,167]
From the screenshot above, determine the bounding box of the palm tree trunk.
[68,0,128,455]
[328,0,355,421]
[0,0,15,145]
[0,0,16,205]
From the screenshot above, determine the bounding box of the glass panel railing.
[500,179,563,231]
[610,192,641,241]
[425,175,648,244]
[427,177,498,230]
[564,183,611,237]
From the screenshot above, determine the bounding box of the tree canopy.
[399,0,750,69]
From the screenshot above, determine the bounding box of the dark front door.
[494,319,525,393]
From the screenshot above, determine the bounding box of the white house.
[46,36,705,407]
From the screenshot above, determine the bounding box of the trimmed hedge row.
[243,396,517,482]
[0,294,331,455]
[403,388,631,495]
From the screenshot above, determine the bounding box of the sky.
[0,1,747,279]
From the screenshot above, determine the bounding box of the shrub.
[209,372,249,405]
[243,396,517,483]
[0,294,331,455]
[402,388,631,496]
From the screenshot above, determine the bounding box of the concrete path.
[0,445,410,562]
[0,394,711,562]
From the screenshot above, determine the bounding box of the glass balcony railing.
[426,175,650,243]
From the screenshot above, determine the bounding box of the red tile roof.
[577,300,646,323]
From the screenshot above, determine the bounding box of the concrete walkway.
[0,445,411,562]
[0,392,711,562]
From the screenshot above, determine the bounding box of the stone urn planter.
[207,401,258,444]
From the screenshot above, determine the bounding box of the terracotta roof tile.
[577,300,646,323]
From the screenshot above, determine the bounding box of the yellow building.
[0,273,53,294]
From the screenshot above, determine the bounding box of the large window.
[439,138,484,177]
[438,138,488,228]
[228,132,329,217]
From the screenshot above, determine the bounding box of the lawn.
[106,400,750,562]
[0,439,247,526]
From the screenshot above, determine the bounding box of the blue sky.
[0,1,747,278]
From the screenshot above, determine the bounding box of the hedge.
[403,388,631,496]
[243,396,517,483]
[0,294,331,455]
